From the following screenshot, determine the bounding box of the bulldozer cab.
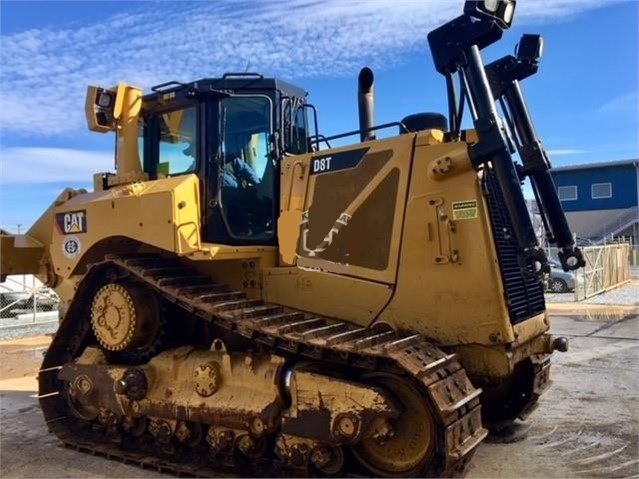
[135,75,309,246]
[219,97,273,239]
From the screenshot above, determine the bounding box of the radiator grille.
[483,169,546,325]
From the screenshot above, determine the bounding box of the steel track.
[38,253,488,477]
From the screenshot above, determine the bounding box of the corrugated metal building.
[550,159,639,244]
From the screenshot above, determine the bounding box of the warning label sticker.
[452,200,478,220]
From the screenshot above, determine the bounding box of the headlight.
[516,34,544,62]
[86,85,117,132]
[503,2,515,24]
[97,91,114,108]
[484,0,500,13]
[464,0,517,29]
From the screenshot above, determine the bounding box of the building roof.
[551,158,638,173]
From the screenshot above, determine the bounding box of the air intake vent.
[483,169,546,325]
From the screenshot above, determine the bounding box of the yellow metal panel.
[377,141,514,346]
[187,247,279,299]
[188,245,279,263]
[172,175,201,254]
[0,234,44,277]
[264,267,392,327]
[512,312,549,346]
[279,156,311,266]
[113,82,141,119]
[49,175,202,278]
[453,344,513,377]
[454,327,555,378]
[280,157,310,214]
[414,128,445,147]
[286,135,414,284]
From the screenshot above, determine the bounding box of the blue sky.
[0,0,637,232]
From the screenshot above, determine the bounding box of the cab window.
[219,96,274,239]
[289,107,309,154]
[282,99,309,155]
[157,106,198,176]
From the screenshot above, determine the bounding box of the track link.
[39,254,487,477]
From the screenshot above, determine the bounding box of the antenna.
[244,60,250,72]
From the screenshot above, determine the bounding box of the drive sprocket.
[352,373,437,476]
[90,282,160,353]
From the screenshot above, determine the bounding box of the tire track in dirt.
[529,424,638,478]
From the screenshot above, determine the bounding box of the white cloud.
[0,147,114,184]
[515,0,634,22]
[597,91,639,115]
[546,149,588,156]
[0,0,627,137]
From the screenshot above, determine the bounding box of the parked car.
[34,291,60,311]
[0,290,60,316]
[545,259,576,293]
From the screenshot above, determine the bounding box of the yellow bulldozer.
[0,1,585,477]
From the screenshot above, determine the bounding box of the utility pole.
[16,224,25,289]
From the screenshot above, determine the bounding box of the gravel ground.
[544,292,575,303]
[0,321,58,341]
[545,265,639,306]
[546,278,639,306]
[0,312,59,342]
[579,281,639,306]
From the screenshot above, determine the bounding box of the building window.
[558,185,577,201]
[591,182,612,199]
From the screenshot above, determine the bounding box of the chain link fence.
[0,275,60,335]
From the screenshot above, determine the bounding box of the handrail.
[151,81,187,93]
[309,121,407,149]
[222,72,264,79]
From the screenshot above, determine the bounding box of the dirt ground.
[1,311,637,478]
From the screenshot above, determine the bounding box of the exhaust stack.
[358,67,376,142]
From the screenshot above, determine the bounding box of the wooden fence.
[547,243,631,301]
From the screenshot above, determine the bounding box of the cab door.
[204,96,277,245]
